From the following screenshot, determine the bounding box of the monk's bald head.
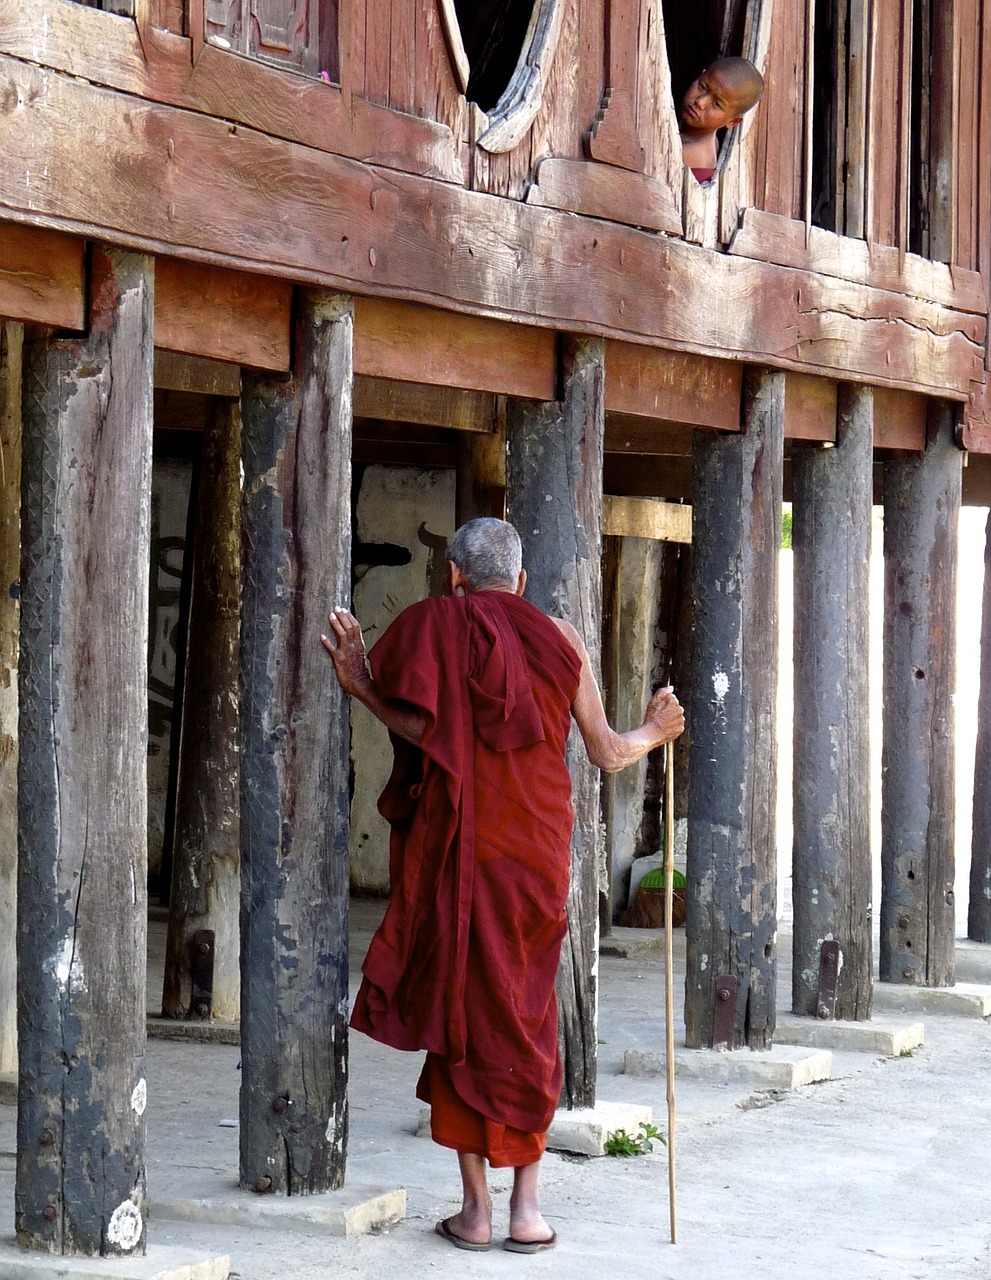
[446,518,523,591]
[705,57,764,114]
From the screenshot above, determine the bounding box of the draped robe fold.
[350,592,582,1137]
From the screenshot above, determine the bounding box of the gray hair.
[445,518,523,590]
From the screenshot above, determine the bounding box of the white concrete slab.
[149,1185,404,1238]
[598,928,664,959]
[625,1044,832,1090]
[0,1241,229,1280]
[872,981,991,1018]
[773,1014,925,1056]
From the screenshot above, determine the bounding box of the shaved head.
[706,57,764,113]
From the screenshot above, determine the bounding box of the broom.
[619,792,686,930]
[663,741,678,1245]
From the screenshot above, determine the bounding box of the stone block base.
[0,1242,229,1280]
[149,1186,404,1238]
[625,1044,832,1090]
[773,1014,925,1056]
[872,982,991,1018]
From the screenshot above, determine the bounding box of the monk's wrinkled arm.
[321,607,427,746]
[554,619,685,774]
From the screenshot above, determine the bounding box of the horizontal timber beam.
[604,342,741,430]
[353,376,498,432]
[156,258,291,371]
[353,299,555,400]
[784,373,837,442]
[154,349,242,396]
[0,57,985,403]
[873,388,929,451]
[603,496,692,543]
[0,223,84,330]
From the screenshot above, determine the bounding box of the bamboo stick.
[664,742,678,1245]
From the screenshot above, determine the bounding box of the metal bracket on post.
[190,928,215,1020]
[712,975,739,1049]
[816,940,841,1020]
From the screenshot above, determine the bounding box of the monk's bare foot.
[443,1204,492,1247]
[507,1205,554,1245]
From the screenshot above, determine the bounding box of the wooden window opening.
[810,0,869,238]
[454,0,537,113]
[204,0,339,82]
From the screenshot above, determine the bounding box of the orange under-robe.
[350,592,581,1157]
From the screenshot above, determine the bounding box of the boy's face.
[680,67,746,134]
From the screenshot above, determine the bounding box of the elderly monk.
[322,518,684,1254]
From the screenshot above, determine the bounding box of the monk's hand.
[644,686,685,746]
[321,607,372,696]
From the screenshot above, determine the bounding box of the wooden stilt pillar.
[506,335,604,1109]
[970,510,991,942]
[17,248,154,1255]
[239,291,352,1193]
[685,370,783,1051]
[0,321,23,1077]
[163,400,241,1022]
[791,386,873,1020]
[455,403,506,524]
[880,406,960,986]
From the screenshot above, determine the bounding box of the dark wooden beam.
[17,246,153,1257]
[791,387,873,1020]
[0,223,84,331]
[0,56,984,402]
[155,258,291,372]
[239,290,352,1193]
[880,407,961,986]
[605,415,693,456]
[354,375,498,432]
[163,400,241,1023]
[685,371,783,1050]
[154,349,241,396]
[506,336,605,1109]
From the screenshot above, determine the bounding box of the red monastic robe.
[350,591,582,1138]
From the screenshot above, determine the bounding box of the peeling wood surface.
[879,409,961,987]
[0,57,984,401]
[506,336,604,1109]
[685,371,783,1050]
[791,385,873,1020]
[155,259,292,372]
[0,223,85,331]
[163,400,241,1023]
[17,247,153,1256]
[239,290,352,1194]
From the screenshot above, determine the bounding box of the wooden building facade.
[2,0,991,1258]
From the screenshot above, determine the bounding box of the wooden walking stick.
[664,741,678,1244]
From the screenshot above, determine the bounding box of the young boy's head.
[680,57,764,136]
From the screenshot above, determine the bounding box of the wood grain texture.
[456,406,507,523]
[872,386,928,450]
[354,375,497,432]
[353,298,556,399]
[605,415,693,456]
[155,258,291,371]
[17,247,153,1256]
[685,370,783,1050]
[163,400,241,1023]
[527,158,682,236]
[506,336,604,1109]
[239,290,352,1193]
[879,406,961,986]
[0,0,464,183]
[0,56,984,400]
[791,384,873,1020]
[783,372,837,443]
[729,209,987,313]
[604,343,742,429]
[0,223,85,331]
[153,349,242,396]
[602,495,691,542]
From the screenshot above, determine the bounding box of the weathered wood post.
[163,399,241,1022]
[685,370,783,1050]
[880,405,961,986]
[791,385,873,1020]
[239,290,352,1193]
[506,335,604,1108]
[0,321,22,1078]
[970,508,991,942]
[456,404,506,524]
[17,248,154,1255]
